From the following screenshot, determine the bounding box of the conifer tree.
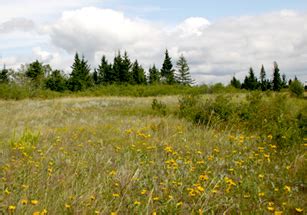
[242,67,258,90]
[161,49,175,84]
[131,60,146,85]
[112,51,122,83]
[272,61,282,91]
[0,66,9,83]
[260,65,267,91]
[176,54,193,85]
[45,70,67,92]
[281,74,287,88]
[93,69,98,85]
[68,53,92,91]
[97,55,113,84]
[230,76,241,89]
[25,60,46,87]
[119,51,131,84]
[148,65,160,84]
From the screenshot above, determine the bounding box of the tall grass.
[0,95,306,214]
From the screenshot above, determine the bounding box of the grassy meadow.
[0,93,306,214]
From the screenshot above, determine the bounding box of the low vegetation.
[0,93,306,214]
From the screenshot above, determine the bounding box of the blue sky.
[0,0,307,83]
[101,0,307,21]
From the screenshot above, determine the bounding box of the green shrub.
[289,80,304,97]
[151,99,167,116]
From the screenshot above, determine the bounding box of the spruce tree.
[97,55,113,84]
[93,69,98,85]
[242,67,258,90]
[176,54,193,85]
[161,49,175,84]
[131,60,146,85]
[281,74,287,88]
[25,60,46,87]
[119,51,131,84]
[68,53,92,91]
[112,51,122,84]
[230,76,241,89]
[148,65,160,84]
[0,66,9,83]
[272,61,282,91]
[260,65,267,91]
[45,70,67,92]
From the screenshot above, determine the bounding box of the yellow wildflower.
[176,202,183,207]
[295,208,303,213]
[112,193,120,198]
[199,174,209,181]
[21,199,28,205]
[134,201,141,206]
[153,197,160,201]
[258,192,265,197]
[267,206,275,212]
[33,212,40,215]
[274,211,283,215]
[31,200,39,205]
[8,205,16,211]
[284,185,291,193]
[65,204,71,209]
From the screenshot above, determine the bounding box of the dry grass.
[0,96,306,214]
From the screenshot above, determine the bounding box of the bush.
[151,99,167,116]
[177,93,304,147]
[289,80,304,97]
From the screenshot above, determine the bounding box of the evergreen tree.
[68,53,92,91]
[281,74,287,88]
[45,70,67,92]
[161,49,175,84]
[26,60,45,86]
[97,55,114,84]
[260,65,267,91]
[0,66,9,83]
[93,69,98,85]
[112,52,122,83]
[148,65,160,84]
[176,54,193,85]
[272,61,282,91]
[119,51,131,84]
[242,67,258,90]
[230,76,241,89]
[131,60,146,85]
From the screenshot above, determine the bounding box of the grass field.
[0,95,306,214]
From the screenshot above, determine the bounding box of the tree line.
[0,50,194,92]
[230,61,305,93]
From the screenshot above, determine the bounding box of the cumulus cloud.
[2,6,307,84]
[45,8,307,83]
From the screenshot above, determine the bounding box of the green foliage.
[161,49,175,84]
[176,54,193,86]
[68,53,93,91]
[151,98,167,115]
[0,66,9,83]
[289,79,304,97]
[45,70,67,92]
[131,60,146,85]
[242,67,259,90]
[148,65,160,84]
[230,76,241,89]
[97,55,113,84]
[178,93,304,147]
[25,60,46,87]
[272,61,282,91]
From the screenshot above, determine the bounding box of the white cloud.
[0,18,35,33]
[2,6,307,84]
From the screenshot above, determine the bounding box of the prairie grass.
[0,95,306,214]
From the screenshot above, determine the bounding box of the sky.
[0,0,307,84]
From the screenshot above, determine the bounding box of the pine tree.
[176,54,193,85]
[281,74,287,88]
[93,69,98,85]
[272,61,282,91]
[230,76,241,89]
[242,67,258,90]
[68,53,92,91]
[131,60,146,85]
[119,51,131,84]
[112,51,122,84]
[161,49,175,84]
[45,70,67,92]
[148,65,160,84]
[25,60,46,87]
[260,65,267,91]
[97,55,113,84]
[0,65,9,83]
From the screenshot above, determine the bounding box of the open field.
[0,95,306,214]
